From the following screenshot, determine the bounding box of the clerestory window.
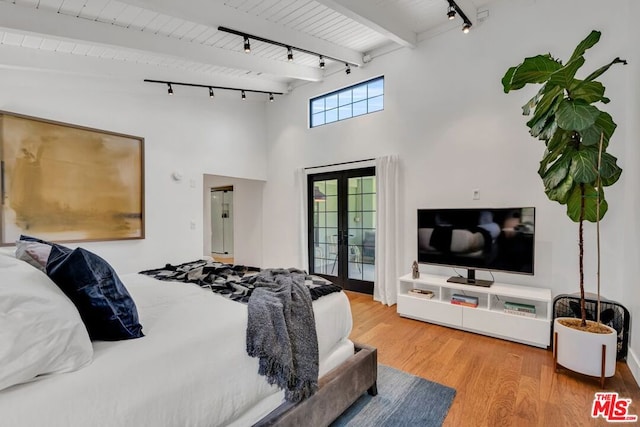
[309,76,384,128]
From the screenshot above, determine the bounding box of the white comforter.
[0,273,354,427]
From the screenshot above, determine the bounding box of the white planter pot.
[554,317,617,378]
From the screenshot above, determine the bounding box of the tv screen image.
[417,207,535,286]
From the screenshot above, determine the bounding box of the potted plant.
[501,30,626,384]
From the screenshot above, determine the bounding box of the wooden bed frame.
[255,343,378,426]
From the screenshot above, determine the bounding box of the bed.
[0,246,377,427]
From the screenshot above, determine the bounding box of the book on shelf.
[451,294,479,304]
[504,308,536,318]
[408,288,435,299]
[504,301,536,313]
[451,300,478,308]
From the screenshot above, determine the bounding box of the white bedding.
[0,273,354,427]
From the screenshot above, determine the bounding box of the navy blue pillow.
[46,245,144,341]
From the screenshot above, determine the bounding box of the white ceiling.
[0,0,494,96]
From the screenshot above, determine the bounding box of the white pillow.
[0,251,93,391]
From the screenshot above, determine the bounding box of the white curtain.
[294,168,309,272]
[374,155,400,306]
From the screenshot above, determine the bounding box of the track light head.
[209,87,214,98]
[287,46,294,62]
[241,90,246,100]
[462,21,471,33]
[319,55,325,69]
[167,83,173,95]
[269,93,274,102]
[447,6,456,20]
[345,63,351,75]
[243,36,250,53]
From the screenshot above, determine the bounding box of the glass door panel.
[312,179,338,277]
[308,167,375,294]
[347,176,376,282]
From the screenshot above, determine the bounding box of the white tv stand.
[397,273,552,348]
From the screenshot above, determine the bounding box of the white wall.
[623,0,640,385]
[264,0,633,303]
[203,175,265,268]
[0,67,268,273]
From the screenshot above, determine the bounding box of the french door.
[308,167,376,294]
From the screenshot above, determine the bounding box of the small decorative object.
[408,288,434,299]
[411,261,420,279]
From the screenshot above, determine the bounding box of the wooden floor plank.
[345,291,640,426]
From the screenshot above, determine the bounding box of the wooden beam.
[0,2,322,82]
[314,0,417,48]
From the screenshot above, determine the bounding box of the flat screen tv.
[417,207,535,287]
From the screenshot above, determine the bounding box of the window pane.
[352,100,367,117]
[362,212,376,228]
[325,180,338,196]
[362,194,376,210]
[325,94,338,110]
[326,108,338,123]
[311,98,324,114]
[368,78,384,97]
[362,176,376,193]
[368,95,384,113]
[325,195,338,211]
[352,84,367,102]
[326,212,338,228]
[348,177,361,194]
[338,105,352,120]
[348,194,360,211]
[338,89,352,106]
[311,112,325,127]
[348,229,363,246]
[316,228,327,244]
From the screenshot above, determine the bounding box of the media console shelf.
[397,273,552,348]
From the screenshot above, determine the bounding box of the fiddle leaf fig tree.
[502,30,626,327]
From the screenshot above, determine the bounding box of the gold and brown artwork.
[0,111,144,244]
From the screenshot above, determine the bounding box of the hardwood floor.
[345,291,640,426]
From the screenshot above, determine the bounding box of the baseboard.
[627,347,640,388]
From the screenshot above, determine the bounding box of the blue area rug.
[331,365,456,427]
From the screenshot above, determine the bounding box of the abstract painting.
[0,111,144,244]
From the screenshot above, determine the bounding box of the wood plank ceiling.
[0,0,494,96]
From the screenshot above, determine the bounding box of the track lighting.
[446,0,472,34]
[447,6,456,20]
[217,26,358,72]
[144,80,283,102]
[345,63,351,75]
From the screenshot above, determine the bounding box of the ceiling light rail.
[218,26,359,74]
[445,0,473,33]
[144,79,283,101]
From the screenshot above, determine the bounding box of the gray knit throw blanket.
[244,268,319,403]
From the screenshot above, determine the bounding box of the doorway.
[308,167,376,294]
[211,186,234,262]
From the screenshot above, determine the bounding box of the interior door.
[308,167,376,294]
[211,188,234,256]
